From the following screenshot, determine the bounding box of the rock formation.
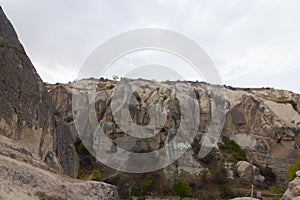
[0,155,118,200]
[0,5,78,177]
[236,161,265,183]
[48,78,300,186]
[282,171,300,200]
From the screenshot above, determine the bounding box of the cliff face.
[48,78,300,187]
[0,6,79,177]
[0,6,119,200]
[223,88,300,183]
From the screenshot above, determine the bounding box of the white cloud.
[1,0,299,93]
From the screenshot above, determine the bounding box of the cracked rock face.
[49,79,300,185]
[0,6,78,177]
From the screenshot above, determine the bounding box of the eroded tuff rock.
[0,6,78,177]
[48,79,300,186]
[224,89,300,183]
[281,171,300,200]
[0,155,119,200]
[236,161,265,183]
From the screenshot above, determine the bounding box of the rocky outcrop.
[236,161,265,183]
[0,155,119,200]
[281,171,300,200]
[49,78,300,185]
[0,6,78,177]
[223,89,300,184]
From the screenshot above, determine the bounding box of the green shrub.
[260,165,276,184]
[200,169,209,182]
[271,186,285,200]
[211,163,228,184]
[141,174,153,194]
[172,182,192,200]
[144,174,153,188]
[91,169,102,181]
[191,138,202,153]
[218,185,234,199]
[223,139,246,160]
[9,153,17,159]
[77,168,84,179]
[287,157,300,181]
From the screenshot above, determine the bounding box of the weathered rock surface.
[49,78,300,185]
[224,88,300,184]
[0,6,78,177]
[0,6,119,200]
[0,155,119,200]
[281,170,300,200]
[236,161,265,183]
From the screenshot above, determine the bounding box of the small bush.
[200,169,209,182]
[9,153,17,159]
[223,139,246,160]
[141,174,153,194]
[91,169,102,181]
[211,163,228,184]
[77,168,84,179]
[191,138,202,153]
[287,157,300,181]
[271,186,285,200]
[218,185,234,199]
[172,182,192,200]
[144,174,153,188]
[261,165,276,184]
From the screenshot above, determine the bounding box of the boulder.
[237,161,265,183]
[282,170,300,200]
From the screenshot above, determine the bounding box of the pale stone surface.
[0,155,119,200]
[281,171,300,200]
[236,161,265,183]
[48,79,300,185]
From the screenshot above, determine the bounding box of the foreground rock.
[281,170,300,200]
[0,155,118,200]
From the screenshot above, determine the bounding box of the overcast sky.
[1,0,299,93]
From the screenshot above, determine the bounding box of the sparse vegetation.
[77,168,84,179]
[9,153,17,159]
[200,169,209,183]
[271,186,285,200]
[211,163,228,184]
[218,185,234,199]
[143,174,153,191]
[260,165,276,184]
[91,169,102,181]
[172,182,193,200]
[287,157,300,181]
[223,139,246,161]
